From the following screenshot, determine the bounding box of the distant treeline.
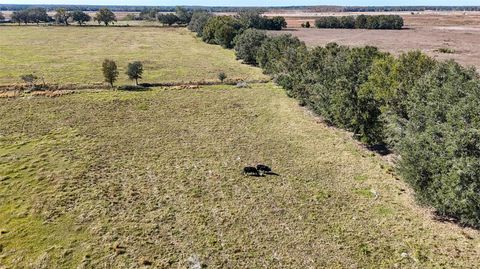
[315,15,404,30]
[2,4,480,12]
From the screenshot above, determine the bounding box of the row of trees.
[227,29,480,228]
[315,15,404,29]
[187,10,286,48]
[9,7,116,26]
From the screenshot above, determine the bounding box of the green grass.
[1,84,479,268]
[0,26,267,85]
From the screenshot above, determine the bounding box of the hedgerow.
[315,15,404,29]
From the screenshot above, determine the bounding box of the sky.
[3,1,480,7]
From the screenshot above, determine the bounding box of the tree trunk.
[135,78,138,85]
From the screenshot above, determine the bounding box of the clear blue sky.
[4,1,480,7]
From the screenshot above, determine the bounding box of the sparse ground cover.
[1,84,479,268]
[0,26,267,85]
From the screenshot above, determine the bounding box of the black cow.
[243,166,259,176]
[256,164,272,173]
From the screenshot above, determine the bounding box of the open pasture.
[1,83,479,268]
[0,26,267,86]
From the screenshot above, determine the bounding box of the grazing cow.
[256,164,272,173]
[243,166,259,176]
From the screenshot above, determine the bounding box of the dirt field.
[269,12,480,70]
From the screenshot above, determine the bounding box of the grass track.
[0,26,267,85]
[0,84,479,268]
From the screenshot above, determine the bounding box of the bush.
[398,61,480,228]
[202,16,243,48]
[234,29,267,65]
[218,72,227,82]
[118,85,147,91]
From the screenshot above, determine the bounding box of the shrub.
[102,59,119,87]
[398,61,480,228]
[218,72,227,82]
[126,61,144,85]
[118,85,147,91]
[188,11,213,37]
[305,21,311,28]
[234,29,267,65]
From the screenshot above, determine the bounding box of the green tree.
[398,61,480,228]
[256,34,307,75]
[0,12,5,22]
[71,10,91,26]
[233,29,267,65]
[175,6,193,24]
[202,16,243,48]
[95,8,117,26]
[102,59,119,87]
[54,8,71,25]
[126,61,144,85]
[27,8,50,25]
[158,13,179,26]
[187,11,212,37]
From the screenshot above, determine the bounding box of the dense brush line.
[188,21,480,228]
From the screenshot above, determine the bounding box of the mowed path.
[0,26,267,85]
[0,84,479,268]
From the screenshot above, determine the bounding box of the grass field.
[0,26,267,85]
[1,84,479,268]
[1,24,479,268]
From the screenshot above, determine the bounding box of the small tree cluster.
[11,8,50,25]
[202,16,243,48]
[102,60,144,87]
[301,21,311,28]
[233,29,267,65]
[236,10,287,30]
[158,7,193,26]
[315,15,404,29]
[187,11,213,37]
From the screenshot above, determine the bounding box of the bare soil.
[270,12,480,69]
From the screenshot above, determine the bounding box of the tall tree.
[102,59,119,87]
[71,10,91,26]
[95,8,116,26]
[126,61,144,85]
[54,8,71,25]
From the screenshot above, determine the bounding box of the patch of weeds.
[358,243,372,257]
[354,175,367,182]
[354,188,375,199]
[436,47,456,54]
[375,206,395,217]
